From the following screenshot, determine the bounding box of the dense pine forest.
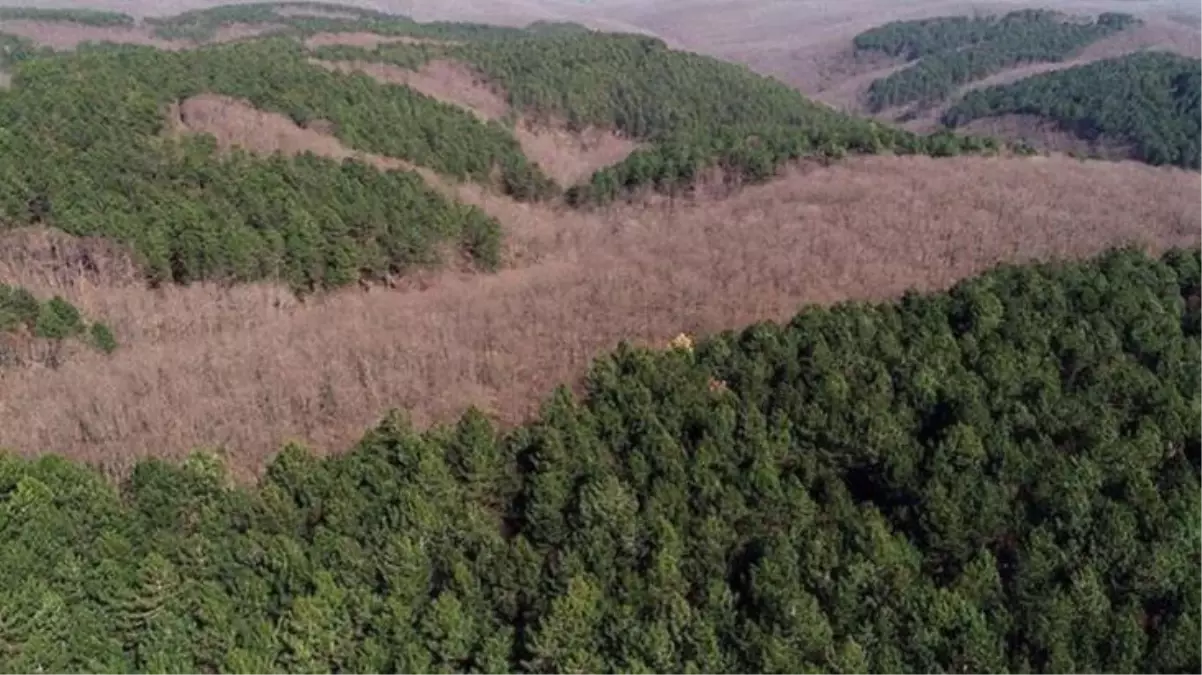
[0,39,531,289]
[0,247,1198,672]
[854,10,1138,111]
[944,51,1202,169]
[313,33,1004,205]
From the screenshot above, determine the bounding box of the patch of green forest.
[855,10,1138,111]
[0,39,548,289]
[314,33,1005,206]
[0,248,1198,672]
[944,51,1202,169]
[0,7,134,26]
[0,31,49,68]
[0,283,116,356]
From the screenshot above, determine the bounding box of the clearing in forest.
[313,58,512,120]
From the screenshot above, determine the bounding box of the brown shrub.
[957,114,1136,160]
[169,94,401,165]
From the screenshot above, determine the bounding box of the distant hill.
[943,51,1201,169]
[853,10,1140,111]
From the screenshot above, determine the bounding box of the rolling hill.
[944,50,1201,168]
[819,8,1201,166]
[852,9,1140,112]
[0,3,1198,672]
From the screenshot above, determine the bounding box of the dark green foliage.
[856,10,1138,110]
[944,51,1202,169]
[0,40,514,289]
[1,8,1009,276]
[313,32,1004,204]
[1,247,1198,672]
[89,323,118,354]
[0,31,51,69]
[34,297,84,340]
[445,33,1000,203]
[0,284,40,331]
[0,7,134,26]
[0,284,116,354]
[147,4,282,40]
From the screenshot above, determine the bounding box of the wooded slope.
[1,247,1198,673]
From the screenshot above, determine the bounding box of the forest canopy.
[854,10,1138,111]
[943,51,1202,169]
[0,39,535,290]
[0,246,1197,672]
[314,33,1005,206]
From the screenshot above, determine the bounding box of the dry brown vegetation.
[2,101,1196,478]
[166,94,413,170]
[958,114,1136,159]
[512,121,643,186]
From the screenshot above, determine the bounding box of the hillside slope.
[853,10,1140,112]
[0,247,1198,673]
[945,51,1201,168]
